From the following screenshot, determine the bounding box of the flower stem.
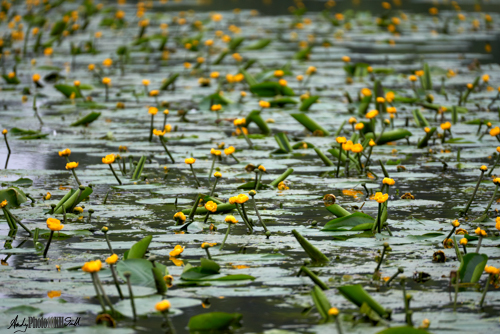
[336,145,343,178]
[3,207,32,235]
[235,204,252,233]
[462,170,485,216]
[94,272,115,314]
[149,114,154,142]
[376,202,383,233]
[203,212,210,224]
[208,156,216,182]
[42,231,54,258]
[109,164,122,185]
[385,267,404,286]
[230,153,240,163]
[189,165,201,188]
[110,264,124,299]
[188,194,201,221]
[204,247,212,259]
[401,277,412,326]
[488,154,500,176]
[160,137,175,163]
[241,203,251,225]
[91,272,107,313]
[251,195,268,232]
[334,315,343,334]
[479,274,491,309]
[220,224,231,250]
[475,235,483,253]
[239,126,253,148]
[209,178,218,197]
[483,184,498,214]
[3,133,11,154]
[125,274,137,321]
[71,169,82,186]
[163,113,168,129]
[373,243,388,279]
[453,272,460,311]
[105,233,114,255]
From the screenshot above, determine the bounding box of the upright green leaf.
[126,235,153,259]
[458,253,488,283]
[291,113,330,136]
[291,229,329,263]
[188,312,242,331]
[275,133,293,153]
[246,110,271,135]
[0,187,28,208]
[323,212,374,231]
[338,285,389,318]
[310,286,331,320]
[132,156,146,180]
[299,95,319,111]
[70,112,101,126]
[54,84,82,98]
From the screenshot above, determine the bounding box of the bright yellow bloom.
[73,207,83,213]
[342,140,353,151]
[82,260,102,273]
[496,217,500,230]
[148,107,158,115]
[279,79,287,86]
[274,70,284,77]
[2,129,7,135]
[155,300,171,312]
[65,162,79,170]
[369,139,376,147]
[373,192,389,203]
[235,194,249,204]
[460,238,467,246]
[480,165,488,171]
[201,242,217,248]
[102,77,111,85]
[149,90,159,97]
[440,122,451,130]
[44,192,51,200]
[355,123,364,131]
[224,146,235,155]
[258,165,266,172]
[169,245,184,257]
[32,73,41,82]
[142,79,150,86]
[490,127,500,136]
[211,104,222,111]
[361,88,372,97]
[376,97,385,103]
[153,129,166,136]
[365,110,379,119]
[228,196,238,204]
[210,148,222,156]
[306,66,316,75]
[102,154,115,164]
[205,201,218,213]
[0,200,7,208]
[482,74,490,82]
[185,158,195,164]
[259,100,270,108]
[383,178,395,186]
[351,143,363,153]
[328,307,339,316]
[214,172,222,178]
[58,148,71,157]
[342,56,350,62]
[336,137,347,144]
[349,117,357,124]
[46,217,64,231]
[106,254,118,265]
[409,75,417,82]
[225,215,238,224]
[102,58,113,67]
[174,212,186,221]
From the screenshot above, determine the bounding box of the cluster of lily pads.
[1,0,500,333]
